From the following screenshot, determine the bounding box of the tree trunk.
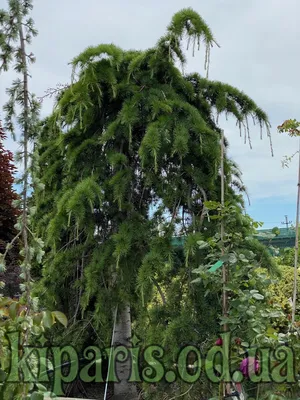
[112,303,138,400]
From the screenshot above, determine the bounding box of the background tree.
[0,0,42,307]
[0,2,68,398]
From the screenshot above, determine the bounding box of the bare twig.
[151,277,166,306]
[2,231,21,261]
[168,384,194,400]
[37,83,69,103]
[72,253,84,322]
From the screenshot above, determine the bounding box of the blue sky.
[1,0,300,231]
[245,198,296,230]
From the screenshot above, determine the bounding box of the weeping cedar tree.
[0,121,21,297]
[32,8,274,398]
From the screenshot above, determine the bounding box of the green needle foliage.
[31,8,274,397]
[0,0,41,308]
[33,6,272,339]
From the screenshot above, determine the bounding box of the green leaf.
[33,313,43,326]
[269,311,283,318]
[9,302,17,320]
[232,370,242,382]
[0,298,12,307]
[35,383,47,392]
[266,326,276,336]
[31,392,44,400]
[192,265,205,274]
[0,369,7,382]
[209,215,220,220]
[191,277,202,284]
[220,254,229,262]
[205,360,213,372]
[228,253,237,264]
[29,206,37,216]
[203,200,220,210]
[214,364,222,373]
[252,293,264,300]
[42,393,57,399]
[42,311,55,328]
[252,327,261,334]
[35,248,45,264]
[239,254,248,263]
[52,311,68,327]
[241,342,249,347]
[197,240,209,249]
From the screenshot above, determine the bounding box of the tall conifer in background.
[0,4,68,399]
[0,0,43,306]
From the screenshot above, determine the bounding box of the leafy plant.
[192,202,283,342]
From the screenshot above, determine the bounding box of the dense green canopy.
[32,7,274,354]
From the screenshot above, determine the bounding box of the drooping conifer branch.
[31,11,274,399]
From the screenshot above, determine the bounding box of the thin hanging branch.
[151,277,167,306]
[161,7,218,76]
